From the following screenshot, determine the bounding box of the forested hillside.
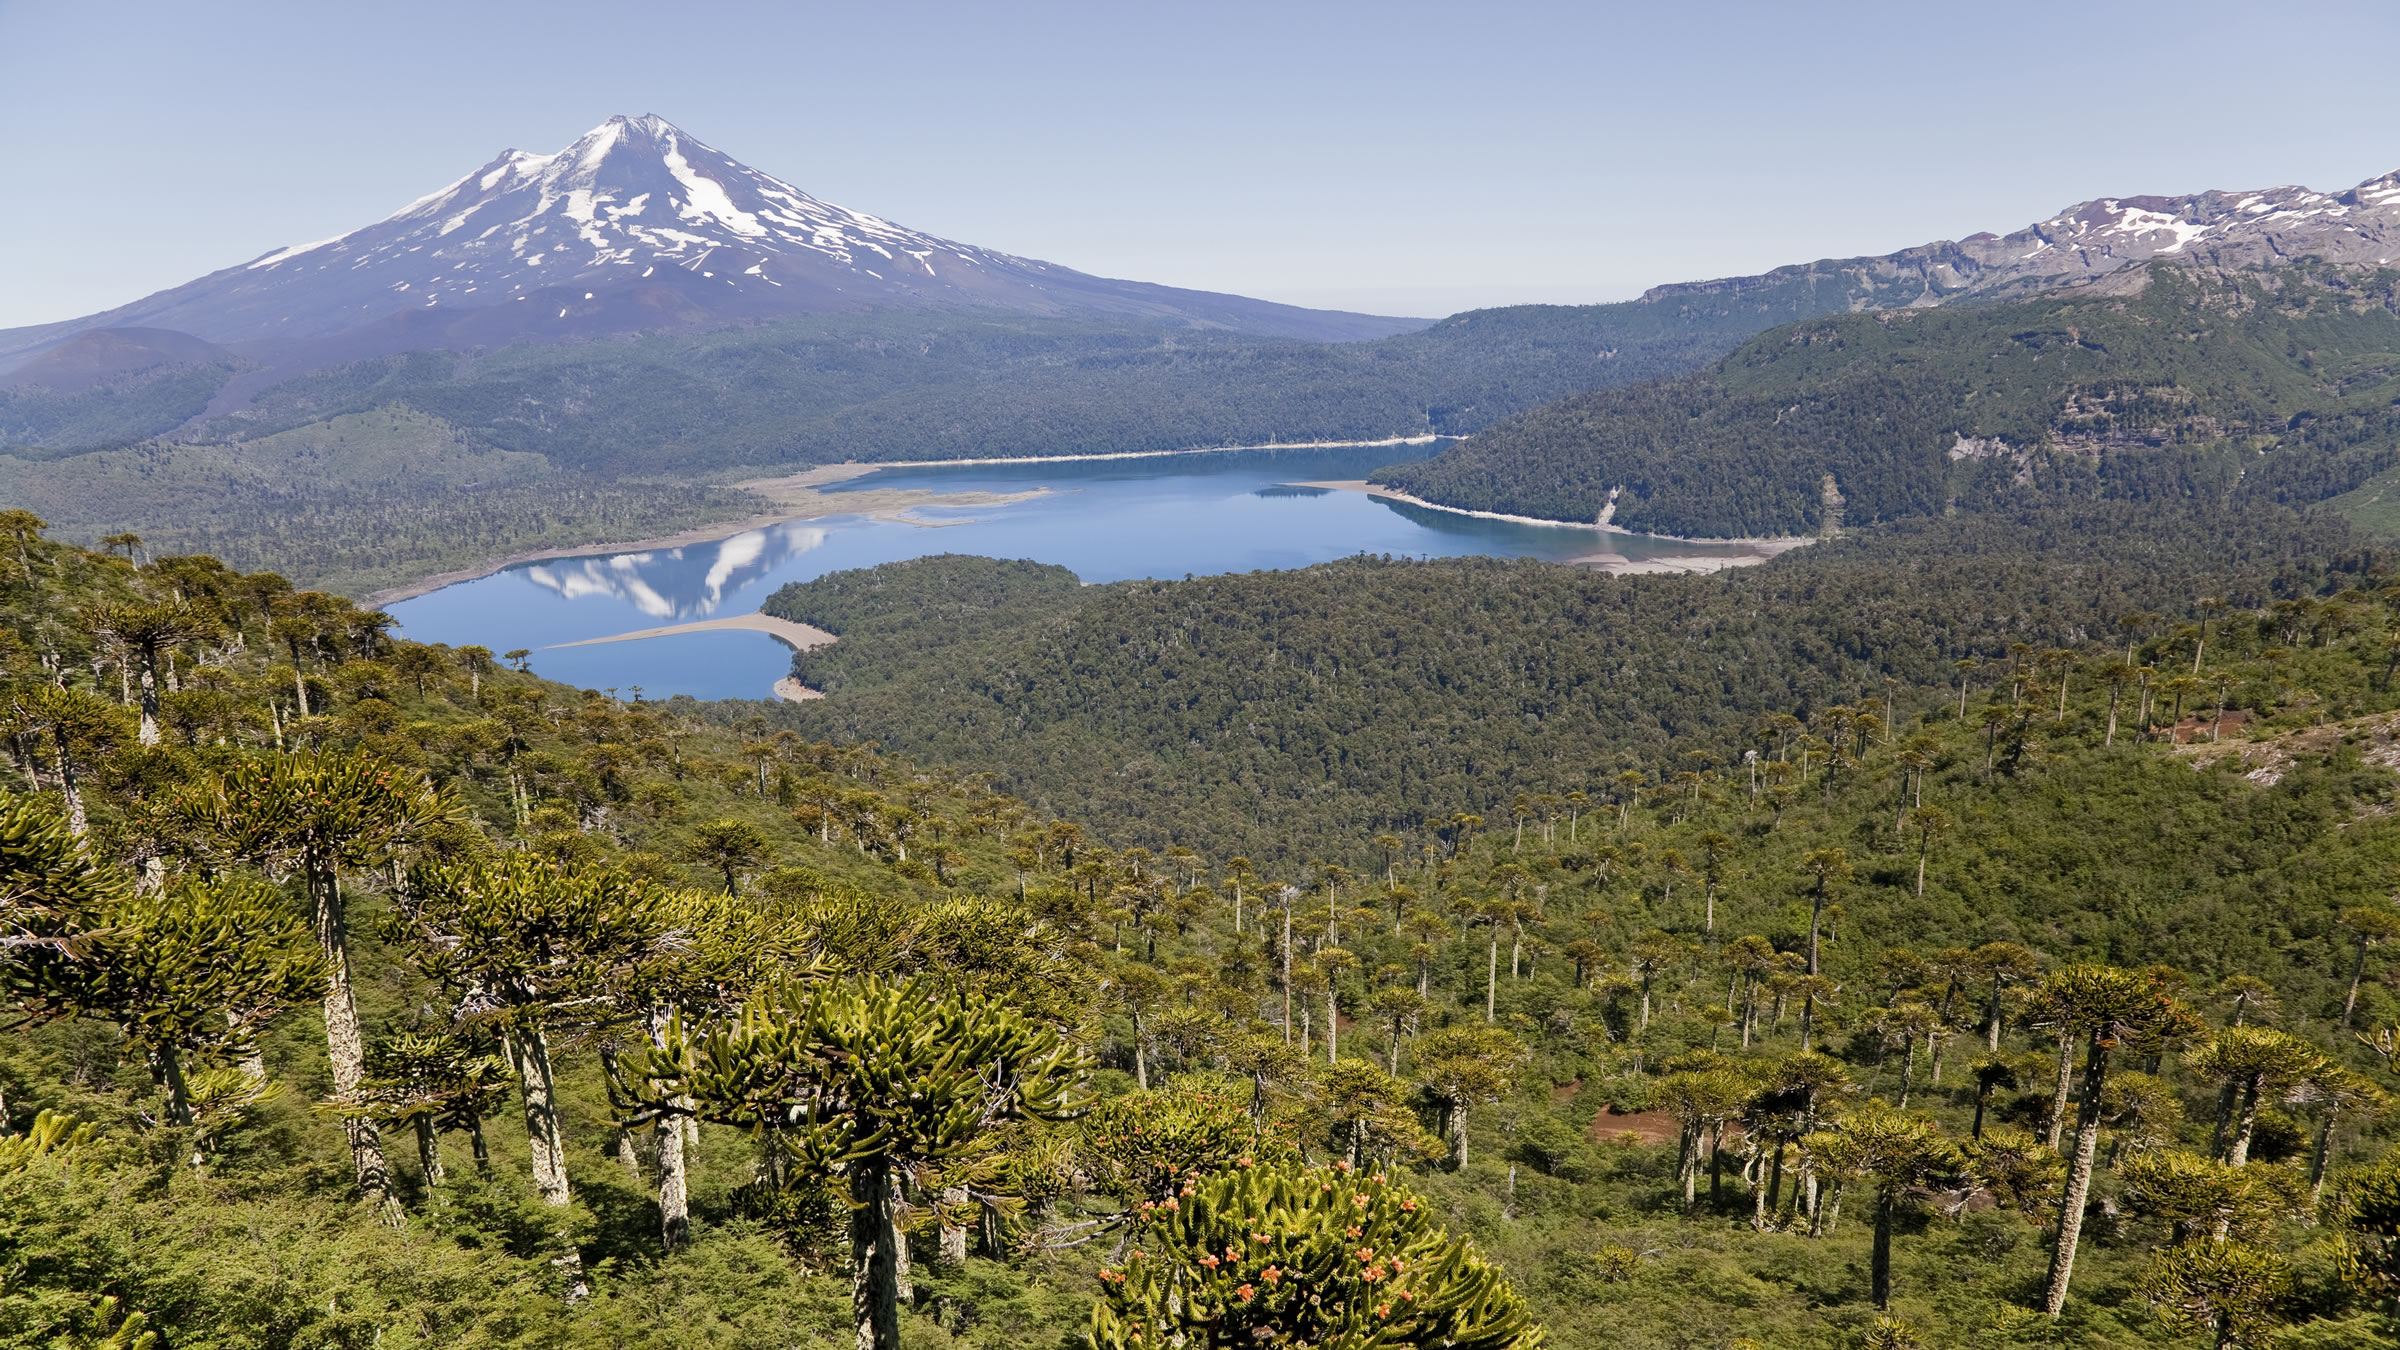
[0,292,1827,595]
[14,519,2400,1346]
[1375,263,2400,539]
[763,491,2372,863]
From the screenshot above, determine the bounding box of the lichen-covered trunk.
[511,1026,573,1206]
[650,1006,691,1253]
[2043,1034,2109,1317]
[136,648,161,746]
[50,727,85,838]
[508,1025,586,1300]
[656,1111,690,1251]
[2045,1035,2074,1150]
[938,1184,968,1270]
[308,859,398,1223]
[850,1158,901,1350]
[414,1115,446,1189]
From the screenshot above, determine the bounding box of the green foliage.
[1085,1160,1541,1350]
[1078,1082,1288,1207]
[767,496,2364,865]
[1376,262,2400,538]
[638,974,1086,1161]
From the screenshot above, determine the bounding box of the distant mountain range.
[0,114,1419,380]
[7,123,2398,598]
[1639,171,2400,318]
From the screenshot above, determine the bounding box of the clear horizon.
[4,0,2397,329]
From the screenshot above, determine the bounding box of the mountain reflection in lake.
[389,445,1773,701]
[519,524,830,620]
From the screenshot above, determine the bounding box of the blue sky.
[4,0,2396,326]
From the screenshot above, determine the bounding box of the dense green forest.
[1374,263,2400,539]
[14,516,2400,1347]
[0,291,1833,594]
[760,489,2373,864]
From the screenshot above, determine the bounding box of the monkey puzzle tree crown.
[1086,1159,1541,1350]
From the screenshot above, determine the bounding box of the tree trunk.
[2344,939,2371,1028]
[136,647,161,746]
[1281,902,1294,1041]
[2226,1081,2261,1168]
[657,1112,690,1252]
[1449,1103,1468,1168]
[158,1043,193,1128]
[1678,1126,1699,1213]
[2310,1107,2340,1210]
[1486,929,1498,1023]
[2042,1034,2109,1317]
[2045,1036,2074,1150]
[1325,985,1338,1064]
[849,1159,901,1350]
[892,1175,913,1303]
[415,1115,446,1189]
[509,1025,586,1298]
[512,1028,573,1206]
[938,1184,969,1271]
[308,860,398,1223]
[1871,1188,1895,1309]
[50,726,86,838]
[598,1044,641,1176]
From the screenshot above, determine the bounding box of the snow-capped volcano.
[230,113,1104,333]
[0,115,1417,368]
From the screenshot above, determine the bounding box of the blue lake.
[388,445,1755,700]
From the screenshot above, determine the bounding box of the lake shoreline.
[1287,480,1817,571]
[544,611,839,702]
[363,437,1455,609]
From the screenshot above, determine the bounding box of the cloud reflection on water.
[520,523,830,620]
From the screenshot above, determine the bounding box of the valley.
[13,76,2400,1350]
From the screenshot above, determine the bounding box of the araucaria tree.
[1808,1101,1966,1309]
[2036,965,2199,1316]
[631,973,1085,1350]
[175,750,455,1218]
[391,854,681,1287]
[1086,1160,1541,1350]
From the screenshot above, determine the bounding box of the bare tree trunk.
[657,1111,690,1251]
[50,727,86,838]
[892,1175,913,1304]
[2043,1035,2108,1317]
[509,1025,586,1299]
[157,1044,194,1128]
[308,861,398,1224]
[136,649,161,746]
[850,1160,901,1350]
[1486,929,1498,1023]
[415,1116,446,1189]
[1871,1189,1895,1308]
[2045,1036,2074,1150]
[938,1184,968,1270]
